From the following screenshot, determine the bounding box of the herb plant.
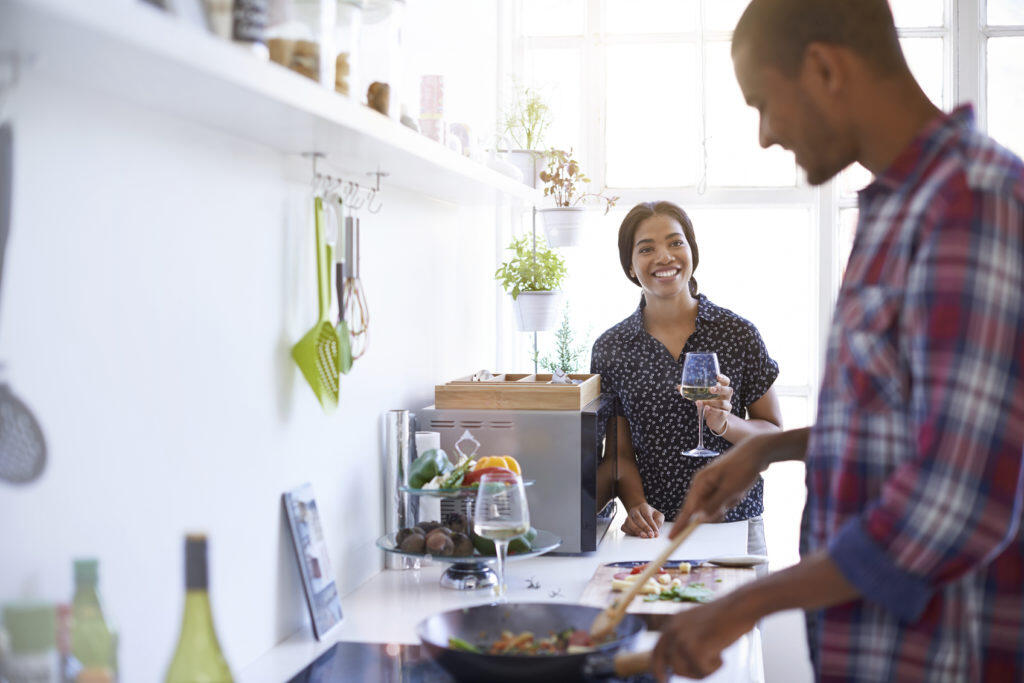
[501,79,552,151]
[537,306,590,374]
[494,235,567,300]
[540,148,620,214]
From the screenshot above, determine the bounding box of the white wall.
[0,71,500,679]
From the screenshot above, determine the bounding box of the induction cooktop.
[286,641,658,683]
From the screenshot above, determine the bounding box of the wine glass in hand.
[473,472,530,599]
[681,352,720,457]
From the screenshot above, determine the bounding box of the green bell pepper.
[408,449,453,489]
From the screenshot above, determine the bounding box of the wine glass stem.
[698,402,706,451]
[494,540,509,598]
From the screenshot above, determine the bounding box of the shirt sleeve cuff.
[827,516,934,622]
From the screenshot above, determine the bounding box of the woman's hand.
[679,373,733,433]
[622,503,665,539]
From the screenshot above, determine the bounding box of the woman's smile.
[652,266,681,280]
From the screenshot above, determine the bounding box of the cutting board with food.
[579,561,757,628]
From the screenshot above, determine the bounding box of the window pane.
[779,396,812,430]
[606,0,697,34]
[686,207,814,387]
[553,207,815,391]
[705,42,797,187]
[889,0,944,28]
[522,0,584,36]
[988,37,1024,159]
[605,43,698,187]
[900,37,944,108]
[839,163,873,197]
[524,49,582,154]
[703,0,749,32]
[988,0,1024,25]
[838,208,858,286]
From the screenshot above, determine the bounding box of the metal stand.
[439,563,499,591]
[532,206,538,374]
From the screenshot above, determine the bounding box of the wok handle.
[613,650,652,677]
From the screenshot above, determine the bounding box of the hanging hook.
[366,187,383,214]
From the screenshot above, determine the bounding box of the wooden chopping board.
[578,561,757,629]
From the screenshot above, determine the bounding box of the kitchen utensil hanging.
[344,214,369,360]
[329,193,353,375]
[291,196,340,412]
[0,122,47,485]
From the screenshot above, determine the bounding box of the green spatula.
[292,197,340,412]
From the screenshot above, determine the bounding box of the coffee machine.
[417,393,618,553]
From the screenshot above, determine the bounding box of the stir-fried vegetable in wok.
[448,628,613,656]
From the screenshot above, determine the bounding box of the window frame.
[501,0,1005,428]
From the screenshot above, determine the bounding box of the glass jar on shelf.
[267,0,335,87]
[360,0,406,118]
[334,1,364,98]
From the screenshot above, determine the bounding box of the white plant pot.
[538,207,587,248]
[512,291,563,332]
[506,150,545,188]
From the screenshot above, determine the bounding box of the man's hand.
[651,593,758,681]
[622,503,665,538]
[670,434,770,536]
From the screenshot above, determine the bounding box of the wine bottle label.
[185,536,209,590]
[232,0,268,44]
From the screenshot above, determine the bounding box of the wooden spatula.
[589,514,705,641]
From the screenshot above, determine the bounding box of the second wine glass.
[681,351,720,457]
[472,472,530,599]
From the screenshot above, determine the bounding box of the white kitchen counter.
[242,516,763,682]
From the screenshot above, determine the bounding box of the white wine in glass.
[681,352,720,457]
[473,472,530,598]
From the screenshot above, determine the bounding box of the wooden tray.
[434,373,601,410]
[578,561,756,629]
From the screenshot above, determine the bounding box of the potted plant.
[536,305,590,375]
[500,79,552,188]
[495,235,567,332]
[538,148,620,247]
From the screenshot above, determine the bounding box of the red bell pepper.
[462,466,516,487]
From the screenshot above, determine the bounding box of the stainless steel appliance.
[418,393,618,553]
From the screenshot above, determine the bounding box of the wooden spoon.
[589,514,704,641]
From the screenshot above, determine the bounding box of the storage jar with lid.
[359,0,406,118]
[334,1,364,97]
[266,0,336,87]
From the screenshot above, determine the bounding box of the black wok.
[417,602,649,682]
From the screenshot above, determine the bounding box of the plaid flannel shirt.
[804,105,1024,681]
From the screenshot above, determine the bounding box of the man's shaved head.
[733,0,907,78]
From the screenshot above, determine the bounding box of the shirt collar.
[624,293,715,340]
[864,104,975,195]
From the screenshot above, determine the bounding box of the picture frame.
[283,483,344,639]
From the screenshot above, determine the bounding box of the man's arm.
[671,427,809,530]
[652,550,859,680]
[826,191,1024,621]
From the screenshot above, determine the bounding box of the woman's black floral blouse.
[591,294,779,522]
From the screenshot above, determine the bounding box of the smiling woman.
[590,201,783,550]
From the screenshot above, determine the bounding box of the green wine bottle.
[165,535,234,683]
[70,558,116,682]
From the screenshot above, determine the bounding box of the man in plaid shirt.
[651,0,1024,681]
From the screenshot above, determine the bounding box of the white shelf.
[0,0,539,205]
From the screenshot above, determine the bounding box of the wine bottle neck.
[180,590,218,640]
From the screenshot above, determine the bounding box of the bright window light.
[987,37,1024,159]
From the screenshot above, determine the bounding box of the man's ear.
[801,42,846,97]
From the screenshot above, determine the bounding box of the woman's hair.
[617,201,700,297]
